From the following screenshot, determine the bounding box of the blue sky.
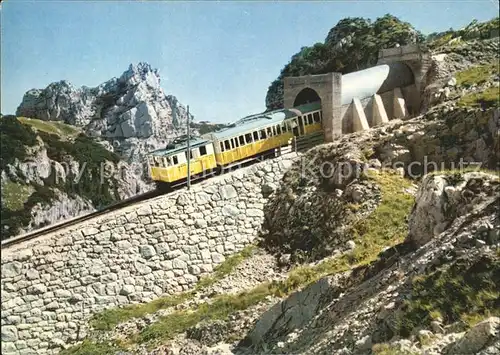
[1,1,497,123]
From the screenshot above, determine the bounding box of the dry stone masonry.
[0,154,296,355]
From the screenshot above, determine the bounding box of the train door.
[297,116,305,136]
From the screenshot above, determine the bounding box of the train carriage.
[147,137,217,185]
[205,110,295,167]
[292,102,322,135]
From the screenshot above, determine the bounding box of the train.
[146,61,416,188]
[147,101,322,188]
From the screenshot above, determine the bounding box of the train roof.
[149,136,210,157]
[211,101,321,140]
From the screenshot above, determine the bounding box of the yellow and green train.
[147,101,322,187]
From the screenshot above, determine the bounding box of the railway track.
[0,189,165,248]
[1,148,298,249]
[1,173,214,249]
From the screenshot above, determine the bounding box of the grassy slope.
[455,61,500,108]
[1,180,35,211]
[17,117,81,138]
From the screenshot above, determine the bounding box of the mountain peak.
[120,62,161,88]
[15,63,189,164]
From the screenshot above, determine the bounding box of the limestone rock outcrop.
[16,63,190,164]
[407,172,500,247]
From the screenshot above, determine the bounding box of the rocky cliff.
[16,63,191,164]
[0,116,146,239]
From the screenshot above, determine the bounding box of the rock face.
[26,192,95,233]
[0,154,296,354]
[262,142,381,262]
[446,317,500,355]
[247,274,344,346]
[407,172,500,247]
[16,63,190,163]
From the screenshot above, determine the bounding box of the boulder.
[407,172,500,247]
[446,317,500,354]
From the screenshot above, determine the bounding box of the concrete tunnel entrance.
[284,44,431,142]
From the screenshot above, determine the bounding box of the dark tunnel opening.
[293,88,321,107]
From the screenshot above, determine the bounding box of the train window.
[199,145,207,156]
[220,142,225,152]
[224,140,231,150]
[233,138,239,148]
[282,123,287,132]
[172,155,179,165]
[276,125,282,135]
[272,126,277,136]
[308,114,314,125]
[253,131,259,141]
[239,136,245,145]
[260,129,267,139]
[313,112,320,123]
[267,127,273,137]
[167,157,173,166]
[298,116,303,126]
[245,133,253,143]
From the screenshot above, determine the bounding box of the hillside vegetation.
[17,116,81,137]
[265,14,424,110]
[0,115,124,239]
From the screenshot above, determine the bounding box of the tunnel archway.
[293,87,321,107]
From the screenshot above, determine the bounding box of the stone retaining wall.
[0,154,297,354]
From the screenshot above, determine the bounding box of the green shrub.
[1,181,34,211]
[0,115,38,170]
[427,17,499,49]
[1,184,57,239]
[266,14,425,110]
